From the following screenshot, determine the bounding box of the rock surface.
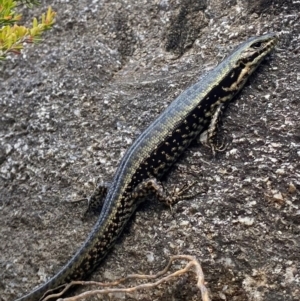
[0,0,299,300]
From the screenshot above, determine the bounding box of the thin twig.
[43,255,210,301]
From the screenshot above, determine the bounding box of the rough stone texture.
[0,0,299,301]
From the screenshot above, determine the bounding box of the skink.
[16,33,277,301]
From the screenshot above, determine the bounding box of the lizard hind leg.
[83,182,110,218]
[131,178,199,208]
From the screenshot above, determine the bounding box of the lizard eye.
[252,41,262,49]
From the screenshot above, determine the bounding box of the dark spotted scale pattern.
[16,33,277,301]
